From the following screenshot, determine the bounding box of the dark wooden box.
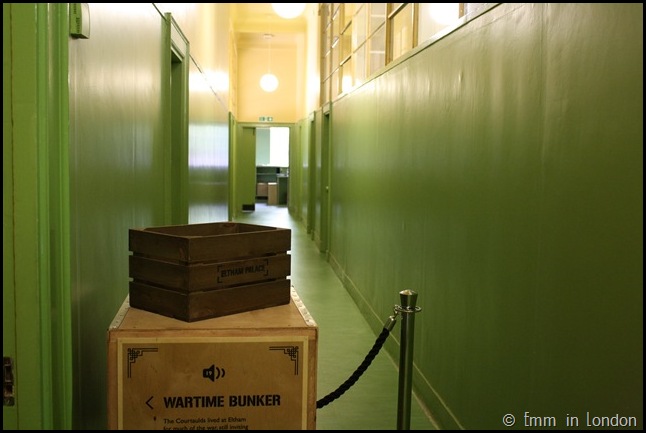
[128,221,291,322]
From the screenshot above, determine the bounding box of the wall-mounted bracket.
[4,356,14,406]
[70,3,90,39]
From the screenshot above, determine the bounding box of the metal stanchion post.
[396,289,421,430]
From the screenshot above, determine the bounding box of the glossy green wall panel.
[3,3,73,428]
[42,5,74,427]
[68,5,167,428]
[68,5,231,424]
[532,2,643,416]
[411,4,544,425]
[312,112,322,244]
[187,60,230,223]
[329,3,642,429]
[300,120,311,228]
[288,118,306,220]
[3,6,17,428]
[3,4,44,428]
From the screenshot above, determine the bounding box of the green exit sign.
[258,116,274,122]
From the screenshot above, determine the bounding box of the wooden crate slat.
[129,279,291,322]
[129,253,291,292]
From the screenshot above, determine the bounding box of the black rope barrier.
[316,326,391,409]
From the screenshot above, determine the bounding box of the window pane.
[332,36,340,71]
[342,23,352,61]
[332,7,341,40]
[369,24,386,76]
[353,42,366,86]
[369,3,387,37]
[353,4,367,49]
[341,57,354,94]
[331,68,340,98]
[322,77,330,105]
[391,3,414,62]
[418,3,464,44]
[343,3,355,25]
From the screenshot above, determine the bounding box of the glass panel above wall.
[369,3,387,37]
[368,24,386,77]
[418,3,465,44]
[319,3,500,106]
[342,22,352,62]
[322,77,330,105]
[343,3,355,26]
[391,3,415,62]
[341,57,354,94]
[353,42,367,87]
[332,5,341,48]
[331,68,340,99]
[353,4,367,50]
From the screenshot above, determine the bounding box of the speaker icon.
[203,364,225,382]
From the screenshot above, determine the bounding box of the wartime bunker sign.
[117,336,309,430]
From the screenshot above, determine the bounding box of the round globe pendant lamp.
[260,73,279,93]
[260,33,278,93]
[271,3,306,19]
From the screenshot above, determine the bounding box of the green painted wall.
[68,7,167,428]
[327,3,642,429]
[288,119,306,220]
[311,110,323,244]
[187,59,230,223]
[4,4,230,429]
[3,3,72,429]
[67,6,229,428]
[302,117,314,232]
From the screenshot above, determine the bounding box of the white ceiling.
[231,3,309,49]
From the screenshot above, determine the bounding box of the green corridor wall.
[4,4,230,429]
[67,7,229,428]
[326,3,642,429]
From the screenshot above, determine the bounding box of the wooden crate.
[107,287,318,430]
[129,222,291,322]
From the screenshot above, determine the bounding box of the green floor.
[235,202,437,430]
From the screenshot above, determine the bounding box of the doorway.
[255,126,290,206]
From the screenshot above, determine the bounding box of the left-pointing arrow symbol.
[146,396,154,409]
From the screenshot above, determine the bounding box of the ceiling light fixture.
[271,3,306,19]
[260,33,278,93]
